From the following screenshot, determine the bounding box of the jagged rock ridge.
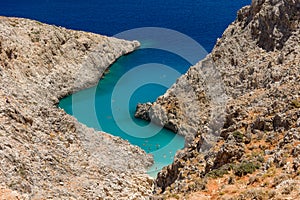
[136,0,300,199]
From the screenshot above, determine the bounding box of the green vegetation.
[233,131,244,143]
[207,164,235,178]
[206,161,259,178]
[234,162,260,177]
[207,168,229,178]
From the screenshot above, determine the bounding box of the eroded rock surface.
[0,17,153,199]
[135,0,300,199]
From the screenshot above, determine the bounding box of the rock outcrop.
[136,0,300,199]
[0,17,153,199]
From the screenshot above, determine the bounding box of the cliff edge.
[0,17,153,199]
[136,0,300,199]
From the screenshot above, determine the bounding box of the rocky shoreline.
[136,0,300,199]
[1,0,300,199]
[0,16,153,199]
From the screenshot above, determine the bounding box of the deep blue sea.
[0,0,250,177]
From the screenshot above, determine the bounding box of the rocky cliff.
[0,17,153,199]
[136,0,300,199]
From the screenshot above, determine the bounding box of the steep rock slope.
[135,0,300,199]
[0,17,153,199]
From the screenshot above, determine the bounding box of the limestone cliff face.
[242,0,300,51]
[0,17,153,199]
[136,0,300,199]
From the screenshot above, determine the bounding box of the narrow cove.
[59,45,192,177]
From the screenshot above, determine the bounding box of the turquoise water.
[5,0,251,177]
[59,48,193,176]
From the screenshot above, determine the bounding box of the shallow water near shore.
[59,47,191,176]
[2,0,251,177]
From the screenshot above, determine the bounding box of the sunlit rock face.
[134,0,300,199]
[0,16,153,199]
